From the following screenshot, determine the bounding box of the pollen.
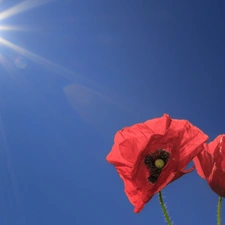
[154,159,165,169]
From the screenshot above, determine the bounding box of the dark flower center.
[144,149,170,184]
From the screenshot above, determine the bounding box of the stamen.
[144,154,154,168]
[154,159,165,169]
[144,149,170,184]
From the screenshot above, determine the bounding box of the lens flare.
[15,56,27,69]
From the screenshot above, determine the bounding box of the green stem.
[158,191,173,225]
[217,196,222,225]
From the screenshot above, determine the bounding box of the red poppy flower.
[193,134,225,197]
[106,114,208,213]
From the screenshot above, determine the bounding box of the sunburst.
[0,0,99,85]
[0,0,59,72]
[0,0,134,135]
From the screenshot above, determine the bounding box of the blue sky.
[0,0,225,224]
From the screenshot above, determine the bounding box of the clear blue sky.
[0,0,224,224]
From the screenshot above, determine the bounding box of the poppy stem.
[158,191,173,225]
[217,196,222,225]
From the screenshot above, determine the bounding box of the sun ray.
[0,36,67,68]
[0,37,134,112]
[0,25,28,31]
[0,0,55,21]
[0,36,100,85]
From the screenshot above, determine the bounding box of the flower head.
[194,134,225,197]
[106,114,208,213]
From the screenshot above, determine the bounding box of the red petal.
[209,165,225,197]
[170,119,208,171]
[106,114,172,177]
[194,135,225,197]
[193,145,214,179]
[206,135,225,196]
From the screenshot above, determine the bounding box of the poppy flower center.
[154,159,165,168]
[144,149,170,184]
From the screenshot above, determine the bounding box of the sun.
[0,0,96,90]
[0,0,56,71]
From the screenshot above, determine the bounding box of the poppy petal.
[171,120,208,171]
[208,165,225,197]
[193,146,214,179]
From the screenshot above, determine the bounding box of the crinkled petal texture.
[193,134,225,197]
[106,114,208,213]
